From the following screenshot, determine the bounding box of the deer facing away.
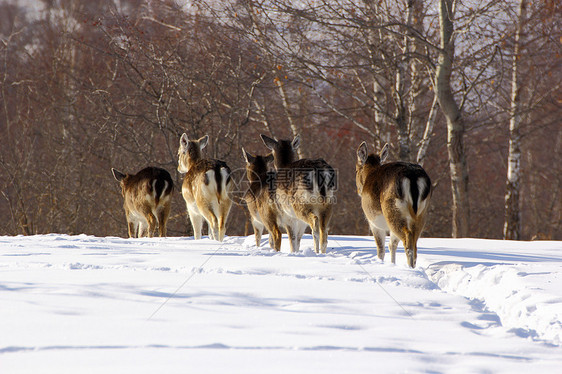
[356,142,431,268]
[177,133,233,242]
[112,167,173,238]
[242,149,283,251]
[261,134,336,254]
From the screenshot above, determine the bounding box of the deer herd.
[112,133,432,268]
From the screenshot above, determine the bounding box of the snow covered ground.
[0,233,561,373]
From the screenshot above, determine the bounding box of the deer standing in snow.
[356,142,432,268]
[261,134,336,253]
[242,149,283,251]
[112,167,173,238]
[177,133,233,241]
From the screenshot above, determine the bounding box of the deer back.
[243,149,274,203]
[261,134,336,253]
[184,159,232,203]
[278,158,337,199]
[356,142,431,227]
[177,133,232,206]
[112,167,174,213]
[260,134,336,203]
[242,149,280,222]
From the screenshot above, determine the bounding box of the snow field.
[0,234,561,373]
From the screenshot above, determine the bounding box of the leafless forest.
[1,0,560,239]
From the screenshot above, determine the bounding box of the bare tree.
[434,0,469,237]
[1,0,560,239]
[503,0,527,240]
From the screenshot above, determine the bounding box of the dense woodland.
[1,0,561,240]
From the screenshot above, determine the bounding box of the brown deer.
[242,149,283,251]
[356,142,432,268]
[177,133,233,241]
[261,134,336,254]
[111,167,173,238]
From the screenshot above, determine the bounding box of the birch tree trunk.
[393,0,422,162]
[246,1,303,158]
[504,0,527,240]
[274,77,303,158]
[435,0,470,237]
[417,93,439,166]
[406,0,426,163]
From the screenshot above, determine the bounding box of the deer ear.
[112,168,126,182]
[199,135,209,149]
[380,143,389,162]
[179,133,189,153]
[242,148,255,163]
[260,134,277,150]
[292,134,301,149]
[357,142,368,165]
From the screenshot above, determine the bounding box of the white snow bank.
[0,234,561,373]
[419,238,562,346]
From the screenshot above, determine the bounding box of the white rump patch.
[160,181,169,199]
[417,177,429,214]
[394,178,413,229]
[401,178,412,207]
[202,170,217,198]
[150,179,160,203]
[220,167,230,197]
[395,198,413,230]
[199,170,221,216]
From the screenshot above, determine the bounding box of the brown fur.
[261,134,336,254]
[243,149,283,251]
[178,133,233,241]
[112,167,173,238]
[356,142,431,268]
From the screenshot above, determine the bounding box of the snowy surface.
[1,234,561,373]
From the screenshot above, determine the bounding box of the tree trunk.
[394,0,422,162]
[417,94,439,166]
[504,0,527,240]
[406,0,426,163]
[274,77,303,158]
[246,0,303,158]
[435,0,470,237]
